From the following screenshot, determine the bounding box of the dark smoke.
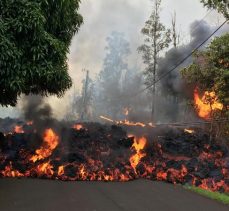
[154,20,228,122]
[21,95,56,133]
[158,20,212,97]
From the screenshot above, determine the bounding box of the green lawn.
[185,186,229,205]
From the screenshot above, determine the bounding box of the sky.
[0,0,224,118]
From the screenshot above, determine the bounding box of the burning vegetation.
[0,120,228,193]
[194,88,223,120]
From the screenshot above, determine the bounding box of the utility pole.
[80,69,89,120]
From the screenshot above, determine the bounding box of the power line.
[138,19,228,95]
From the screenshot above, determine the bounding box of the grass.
[185,186,229,205]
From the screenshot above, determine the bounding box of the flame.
[73,124,83,131]
[129,137,147,173]
[1,162,24,177]
[30,129,59,162]
[36,161,54,177]
[14,125,24,134]
[100,116,114,123]
[156,172,167,180]
[194,88,223,119]
[26,121,33,126]
[100,115,155,128]
[1,122,228,192]
[58,166,64,176]
[184,129,195,134]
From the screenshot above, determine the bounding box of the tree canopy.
[138,0,171,120]
[0,0,83,106]
[96,31,130,118]
[181,33,229,113]
[201,0,229,19]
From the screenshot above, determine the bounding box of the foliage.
[97,31,130,118]
[201,0,229,19]
[181,33,229,138]
[186,186,229,204]
[75,71,94,120]
[138,0,171,90]
[181,33,229,108]
[0,0,83,106]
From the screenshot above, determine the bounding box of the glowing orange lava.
[184,129,195,134]
[30,129,59,162]
[1,162,24,177]
[36,161,54,177]
[73,124,84,131]
[26,121,33,126]
[194,88,223,119]
[129,137,147,173]
[14,125,24,134]
[100,116,155,128]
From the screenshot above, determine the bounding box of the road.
[0,179,228,211]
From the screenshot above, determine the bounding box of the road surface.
[0,179,228,211]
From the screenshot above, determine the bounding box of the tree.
[0,0,83,106]
[171,11,180,48]
[200,0,229,19]
[181,33,229,107]
[96,31,130,118]
[138,0,171,120]
[181,33,229,138]
[79,70,94,121]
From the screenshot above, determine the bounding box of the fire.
[26,121,33,126]
[100,116,114,123]
[0,121,228,193]
[30,129,59,162]
[118,120,146,127]
[194,88,223,119]
[14,125,24,134]
[184,129,195,134]
[73,124,83,130]
[58,166,64,176]
[100,115,155,128]
[1,162,24,177]
[36,161,54,177]
[129,137,147,173]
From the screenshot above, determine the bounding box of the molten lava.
[194,88,223,119]
[0,122,228,193]
[14,125,24,134]
[129,136,147,173]
[73,124,84,131]
[100,115,155,128]
[184,129,195,134]
[30,129,59,162]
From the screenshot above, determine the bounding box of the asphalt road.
[0,179,228,211]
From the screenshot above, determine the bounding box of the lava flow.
[30,129,59,162]
[100,115,155,128]
[194,88,223,119]
[129,136,147,173]
[14,125,24,134]
[0,121,228,193]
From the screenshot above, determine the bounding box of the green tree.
[96,31,130,118]
[181,33,229,107]
[181,33,229,138]
[138,0,171,120]
[201,0,229,19]
[0,0,83,106]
